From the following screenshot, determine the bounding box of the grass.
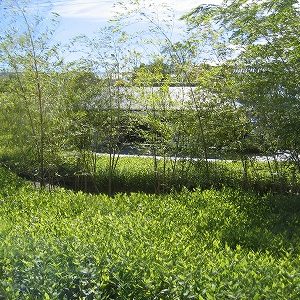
[92,155,300,194]
[1,148,300,194]
[41,153,300,195]
[0,167,300,299]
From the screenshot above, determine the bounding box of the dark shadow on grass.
[219,191,300,255]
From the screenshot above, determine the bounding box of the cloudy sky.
[52,0,220,19]
[38,0,222,43]
[0,0,222,63]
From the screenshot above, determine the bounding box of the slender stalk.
[20,8,46,187]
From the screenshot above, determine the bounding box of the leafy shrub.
[1,167,300,298]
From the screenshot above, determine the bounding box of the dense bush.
[0,167,300,299]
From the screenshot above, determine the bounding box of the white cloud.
[52,0,222,20]
[169,0,222,15]
[52,0,114,20]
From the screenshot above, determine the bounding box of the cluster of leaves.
[184,0,300,161]
[1,167,300,299]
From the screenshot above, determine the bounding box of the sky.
[0,0,222,64]
[32,0,222,45]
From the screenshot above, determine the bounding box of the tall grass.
[1,148,300,194]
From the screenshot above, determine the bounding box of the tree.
[113,0,215,186]
[71,25,138,195]
[184,0,300,163]
[0,0,64,187]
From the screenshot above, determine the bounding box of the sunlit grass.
[0,167,300,298]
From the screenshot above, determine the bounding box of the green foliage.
[0,1,65,187]
[2,148,300,195]
[1,1,299,296]
[184,0,300,161]
[0,167,300,299]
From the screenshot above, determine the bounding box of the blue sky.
[0,0,222,65]
[32,0,222,44]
